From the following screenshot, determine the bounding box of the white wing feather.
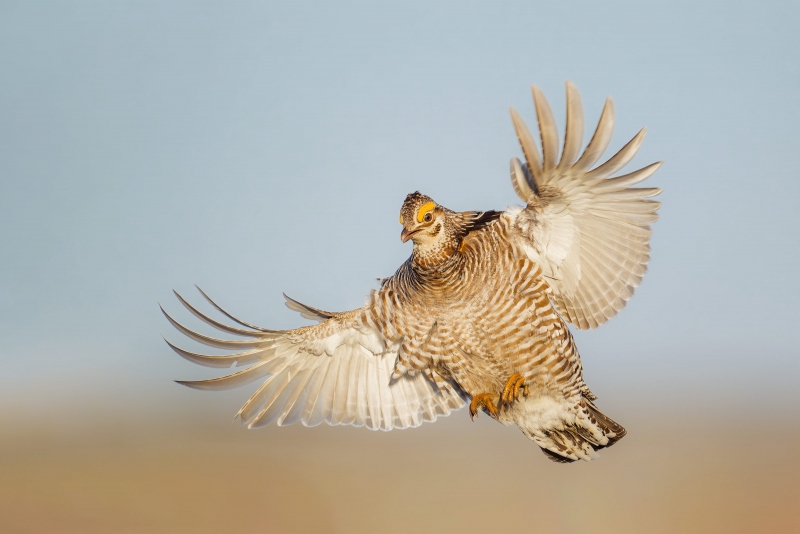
[164,289,465,431]
[507,82,662,329]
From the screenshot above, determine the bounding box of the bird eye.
[423,212,432,222]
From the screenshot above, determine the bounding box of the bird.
[162,82,662,463]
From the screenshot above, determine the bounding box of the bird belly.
[442,291,583,402]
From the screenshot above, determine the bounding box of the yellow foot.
[499,373,529,409]
[469,393,499,420]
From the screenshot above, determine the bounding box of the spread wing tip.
[509,83,662,330]
[282,293,336,322]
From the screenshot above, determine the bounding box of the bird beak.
[400,227,416,243]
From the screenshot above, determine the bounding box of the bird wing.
[163,287,465,431]
[507,82,662,329]
[282,293,339,323]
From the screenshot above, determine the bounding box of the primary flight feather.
[163,82,662,463]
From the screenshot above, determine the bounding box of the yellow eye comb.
[416,201,435,223]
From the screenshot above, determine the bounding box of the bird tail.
[518,396,626,463]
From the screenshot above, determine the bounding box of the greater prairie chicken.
[163,82,661,463]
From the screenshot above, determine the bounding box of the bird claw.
[470,374,529,421]
[499,373,528,409]
[469,393,499,420]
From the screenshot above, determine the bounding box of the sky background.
[1,1,799,532]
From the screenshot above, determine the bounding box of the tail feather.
[583,398,627,448]
[516,395,626,463]
[541,447,577,464]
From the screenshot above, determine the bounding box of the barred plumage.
[164,82,661,462]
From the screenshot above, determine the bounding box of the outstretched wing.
[163,287,465,431]
[507,82,662,329]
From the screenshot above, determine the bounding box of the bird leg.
[469,393,499,420]
[499,373,528,409]
[470,374,529,421]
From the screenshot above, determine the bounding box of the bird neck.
[410,240,464,281]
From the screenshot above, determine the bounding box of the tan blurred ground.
[1,410,798,534]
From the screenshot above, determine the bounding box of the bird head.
[398,192,466,269]
[399,192,449,245]
[399,192,501,268]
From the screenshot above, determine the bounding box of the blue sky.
[1,0,798,422]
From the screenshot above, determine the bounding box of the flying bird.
[162,82,662,463]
